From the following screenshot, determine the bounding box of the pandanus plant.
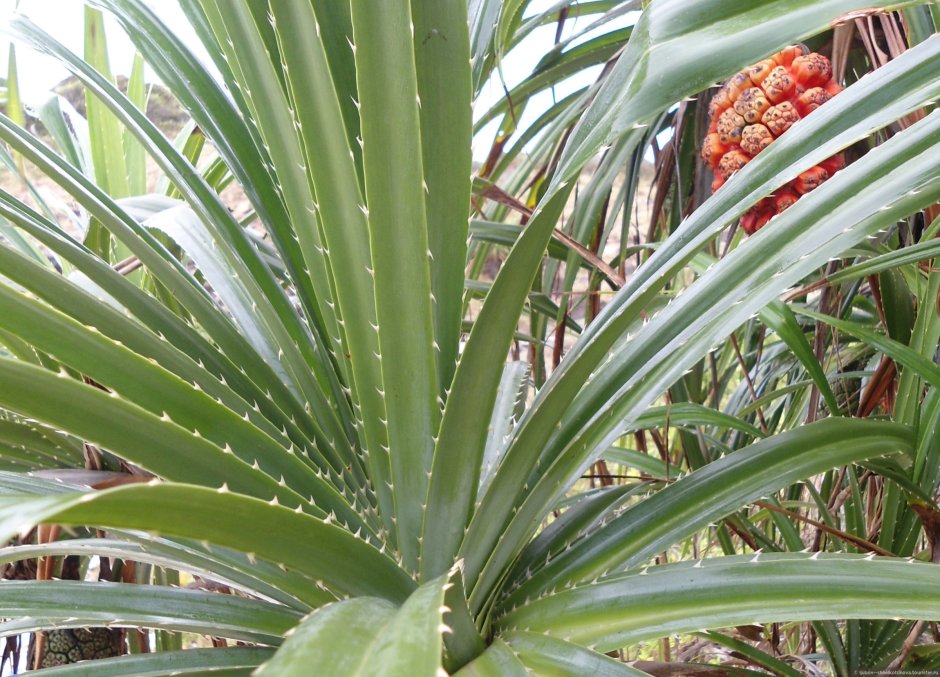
[0,0,939,674]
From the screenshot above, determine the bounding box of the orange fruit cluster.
[702,46,845,234]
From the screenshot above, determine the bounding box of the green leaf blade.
[257,572,451,676]
[498,554,940,652]
[0,580,299,645]
[500,419,914,608]
[412,0,473,392]
[350,0,440,572]
[0,484,415,604]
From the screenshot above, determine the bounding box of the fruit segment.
[762,101,800,137]
[702,46,846,235]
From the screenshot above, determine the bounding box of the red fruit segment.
[795,87,832,115]
[701,133,727,168]
[733,87,772,124]
[791,53,832,87]
[773,45,805,68]
[717,149,750,181]
[762,66,795,103]
[716,108,746,145]
[794,166,829,194]
[752,210,774,233]
[740,123,773,156]
[707,87,734,123]
[740,210,759,234]
[747,58,777,87]
[773,187,800,212]
[762,101,800,136]
[820,154,846,175]
[726,71,752,99]
[741,204,774,234]
[824,81,844,96]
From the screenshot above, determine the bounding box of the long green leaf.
[96,0,330,348]
[0,580,298,645]
[36,94,91,174]
[30,647,273,677]
[0,483,414,603]
[0,536,326,611]
[0,416,82,467]
[8,14,349,450]
[601,448,669,479]
[196,0,344,385]
[794,307,940,390]
[761,300,842,416]
[0,282,369,531]
[267,0,392,538]
[83,6,128,199]
[500,419,912,608]
[350,0,440,572]
[0,225,325,475]
[0,357,317,510]
[452,638,528,677]
[256,573,451,676]
[628,402,766,439]
[896,254,940,428]
[497,554,940,652]
[425,186,573,578]
[695,630,805,677]
[309,0,362,179]
[412,0,473,392]
[479,361,529,495]
[124,50,147,195]
[475,27,631,132]
[503,630,652,676]
[505,484,650,596]
[828,238,940,282]
[468,0,504,91]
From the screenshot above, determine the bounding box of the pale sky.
[0,0,205,103]
[0,0,626,161]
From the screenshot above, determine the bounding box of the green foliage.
[0,0,938,674]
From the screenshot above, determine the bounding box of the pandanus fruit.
[702,46,846,234]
